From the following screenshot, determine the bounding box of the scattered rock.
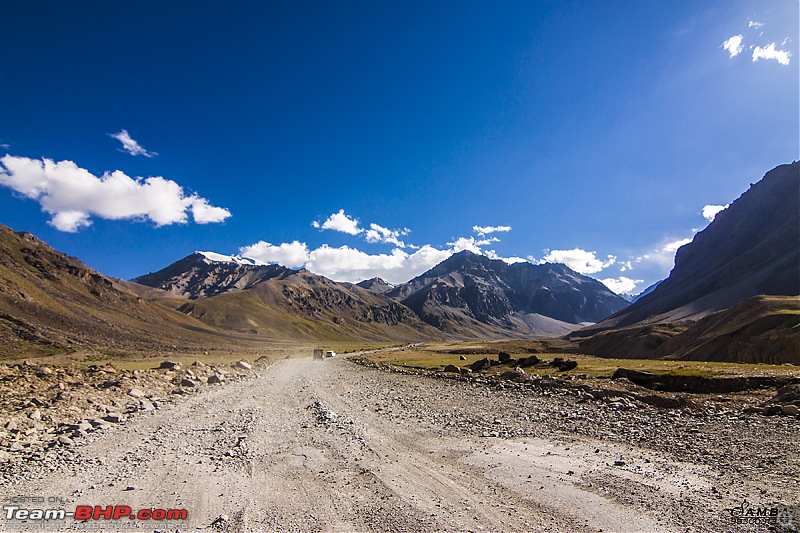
[469,358,491,372]
[771,384,800,405]
[459,355,467,361]
[443,365,460,373]
[235,360,253,371]
[636,394,684,409]
[128,388,145,398]
[781,404,800,416]
[557,360,578,372]
[159,361,180,370]
[208,374,222,384]
[211,514,229,527]
[518,355,540,367]
[103,413,124,423]
[180,379,196,388]
[498,351,511,363]
[57,436,74,446]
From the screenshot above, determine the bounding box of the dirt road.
[2,357,797,532]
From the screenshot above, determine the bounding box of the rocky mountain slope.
[175,269,442,342]
[132,251,294,299]
[577,295,800,364]
[0,225,249,358]
[386,251,629,337]
[356,277,396,294]
[587,162,799,331]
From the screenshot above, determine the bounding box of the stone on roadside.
[235,360,252,371]
[208,374,222,384]
[58,436,75,446]
[160,361,180,370]
[469,358,491,372]
[558,360,578,371]
[180,378,196,388]
[128,388,145,398]
[443,365,460,373]
[782,404,800,416]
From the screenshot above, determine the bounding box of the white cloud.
[619,260,633,272]
[312,209,363,235]
[600,276,643,295]
[540,248,616,275]
[702,204,729,222]
[305,244,452,284]
[752,43,791,65]
[484,249,527,264]
[365,223,410,247]
[636,237,694,272]
[49,210,92,232]
[723,34,744,57]
[473,225,511,236]
[748,21,764,28]
[239,240,310,269]
[448,236,500,254]
[0,143,9,150]
[0,155,230,232]
[108,130,157,157]
[189,197,232,224]
[662,238,692,253]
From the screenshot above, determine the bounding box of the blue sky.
[0,1,797,294]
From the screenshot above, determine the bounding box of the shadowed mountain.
[576,296,799,364]
[175,269,442,342]
[0,225,248,358]
[133,253,442,342]
[386,251,629,337]
[582,162,799,333]
[132,251,293,299]
[356,277,396,294]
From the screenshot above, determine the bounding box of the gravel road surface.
[1,357,797,532]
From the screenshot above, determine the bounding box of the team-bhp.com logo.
[4,504,188,522]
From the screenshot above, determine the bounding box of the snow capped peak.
[196,251,268,266]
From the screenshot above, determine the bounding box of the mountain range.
[132,248,628,339]
[1,162,797,363]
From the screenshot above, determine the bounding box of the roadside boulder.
[160,360,180,370]
[771,384,800,406]
[558,360,578,372]
[518,355,540,367]
[470,358,491,372]
[498,351,511,363]
[235,360,253,371]
[782,405,800,416]
[443,364,460,373]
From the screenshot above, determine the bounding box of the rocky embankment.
[0,357,270,463]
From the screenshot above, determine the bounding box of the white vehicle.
[325,351,336,358]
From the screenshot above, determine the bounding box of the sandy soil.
[1,357,797,532]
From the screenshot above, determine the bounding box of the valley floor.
[1,357,798,532]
